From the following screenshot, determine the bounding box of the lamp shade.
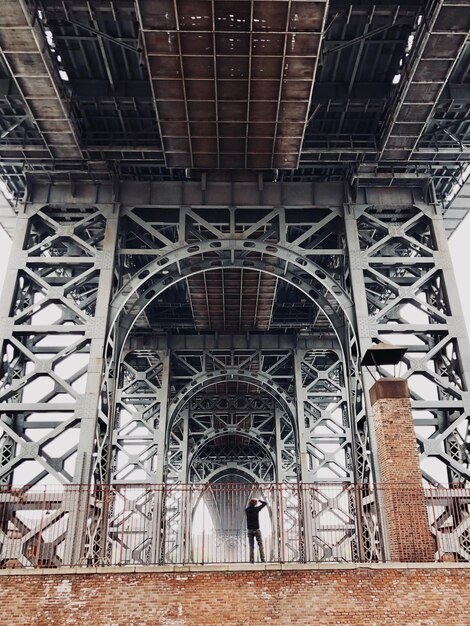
[360,343,407,367]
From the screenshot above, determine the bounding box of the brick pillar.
[370,377,435,562]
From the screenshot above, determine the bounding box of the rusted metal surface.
[0,0,82,159]
[136,0,328,169]
[188,269,277,331]
[380,0,470,161]
[0,2,469,231]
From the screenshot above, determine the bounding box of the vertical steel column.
[430,197,470,391]
[345,187,470,485]
[179,406,191,563]
[344,183,470,561]
[427,195,470,484]
[151,352,170,564]
[343,202,381,483]
[273,403,285,560]
[72,209,119,484]
[65,205,119,565]
[274,403,285,480]
[293,349,311,562]
[108,349,170,484]
[293,350,311,482]
[0,207,29,482]
[343,198,390,560]
[161,404,189,563]
[0,196,119,566]
[154,353,171,483]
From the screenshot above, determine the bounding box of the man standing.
[245,498,267,563]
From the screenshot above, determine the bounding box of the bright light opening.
[0,180,13,201]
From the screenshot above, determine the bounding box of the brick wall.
[0,565,469,625]
[370,377,435,561]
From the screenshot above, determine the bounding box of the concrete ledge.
[0,561,469,576]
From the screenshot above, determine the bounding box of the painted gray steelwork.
[0,180,469,566]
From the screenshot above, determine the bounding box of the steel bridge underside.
[0,0,469,234]
[0,178,468,488]
[0,178,469,566]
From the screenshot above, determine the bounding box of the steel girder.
[0,200,118,488]
[106,204,356,355]
[0,197,118,564]
[0,180,469,566]
[99,193,363,562]
[345,185,470,486]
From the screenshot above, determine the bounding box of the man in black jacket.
[245,498,267,563]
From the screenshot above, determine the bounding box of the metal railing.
[0,483,469,568]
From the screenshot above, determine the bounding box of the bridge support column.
[370,378,435,562]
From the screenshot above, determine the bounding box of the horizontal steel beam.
[21,80,463,105]
[69,80,152,100]
[330,0,424,6]
[125,333,339,353]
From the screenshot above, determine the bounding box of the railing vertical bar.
[304,484,310,563]
[428,487,439,562]
[298,482,304,563]
[33,487,47,568]
[452,487,459,559]
[279,484,285,563]
[374,482,387,562]
[457,488,463,558]
[358,484,363,562]
[119,492,126,565]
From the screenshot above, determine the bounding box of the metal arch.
[192,466,269,487]
[105,346,300,486]
[107,238,357,343]
[118,264,347,352]
[187,425,277,466]
[107,261,356,380]
[111,262,359,480]
[187,431,277,481]
[167,370,297,438]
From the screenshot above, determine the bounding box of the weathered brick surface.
[0,566,469,625]
[370,378,435,562]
